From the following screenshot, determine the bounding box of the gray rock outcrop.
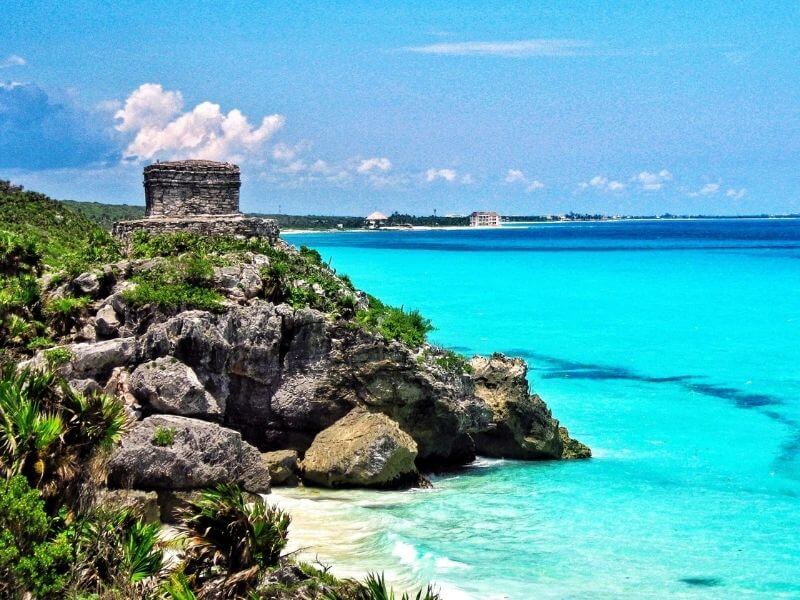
[108,415,270,493]
[129,357,223,418]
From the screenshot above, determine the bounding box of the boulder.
[130,357,224,418]
[108,415,270,493]
[94,489,160,523]
[95,303,121,338]
[73,271,100,296]
[301,408,418,488]
[66,337,136,381]
[261,450,300,486]
[470,354,590,460]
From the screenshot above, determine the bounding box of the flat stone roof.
[144,160,239,172]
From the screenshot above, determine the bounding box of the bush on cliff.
[356,294,433,348]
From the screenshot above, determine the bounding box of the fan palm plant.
[180,483,290,595]
[324,573,442,600]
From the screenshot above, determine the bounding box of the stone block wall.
[144,160,240,217]
[113,215,280,247]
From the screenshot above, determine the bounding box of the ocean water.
[278,220,800,599]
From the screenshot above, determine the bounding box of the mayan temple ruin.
[113,159,278,242]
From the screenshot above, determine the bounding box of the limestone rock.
[261,449,299,486]
[95,303,120,338]
[73,271,100,296]
[302,408,418,488]
[470,354,590,460]
[95,489,160,523]
[108,415,270,492]
[66,337,136,381]
[130,357,223,418]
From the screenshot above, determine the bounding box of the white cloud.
[699,183,720,195]
[272,140,311,162]
[404,39,594,58]
[726,187,747,199]
[635,169,672,191]
[607,180,625,191]
[505,169,526,183]
[461,174,475,185]
[356,157,392,174]
[0,54,26,68]
[505,168,544,192]
[114,83,183,133]
[425,168,458,182]
[685,182,722,197]
[115,83,285,162]
[578,175,623,192]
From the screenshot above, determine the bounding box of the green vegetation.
[324,572,442,600]
[151,426,176,447]
[0,181,120,273]
[61,199,145,230]
[421,347,473,375]
[123,254,225,313]
[356,295,433,347]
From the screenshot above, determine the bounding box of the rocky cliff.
[27,231,589,497]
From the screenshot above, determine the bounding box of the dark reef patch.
[680,577,723,587]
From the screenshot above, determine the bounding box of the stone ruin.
[113,160,278,243]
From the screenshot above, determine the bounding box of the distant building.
[469,211,501,227]
[366,211,389,229]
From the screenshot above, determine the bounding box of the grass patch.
[151,426,176,447]
[123,256,224,313]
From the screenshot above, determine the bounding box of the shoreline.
[280,215,800,235]
[267,485,479,600]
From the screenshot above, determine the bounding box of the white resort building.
[365,211,389,229]
[469,211,502,227]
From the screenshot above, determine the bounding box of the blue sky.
[2,1,799,215]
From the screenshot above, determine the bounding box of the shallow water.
[280,220,800,598]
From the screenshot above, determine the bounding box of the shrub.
[151,427,176,447]
[181,483,290,576]
[423,348,473,375]
[324,572,442,600]
[44,295,91,336]
[0,366,128,500]
[0,475,75,599]
[356,295,433,348]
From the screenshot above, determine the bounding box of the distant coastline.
[55,197,800,233]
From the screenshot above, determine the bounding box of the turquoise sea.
[279,220,800,599]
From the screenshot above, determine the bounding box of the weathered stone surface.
[108,415,270,492]
[559,426,592,459]
[130,357,223,418]
[66,337,136,380]
[73,271,100,295]
[95,489,160,523]
[469,354,590,460]
[261,450,299,486]
[113,214,279,247]
[302,408,418,488]
[144,160,240,217]
[95,303,120,338]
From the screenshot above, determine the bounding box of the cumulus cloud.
[425,168,458,182]
[505,168,544,192]
[505,169,526,183]
[271,140,312,162]
[635,169,672,191]
[578,175,624,192]
[0,82,117,169]
[0,54,26,68]
[404,39,594,58]
[356,157,392,174]
[685,182,722,197]
[726,187,747,199]
[115,83,285,162]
